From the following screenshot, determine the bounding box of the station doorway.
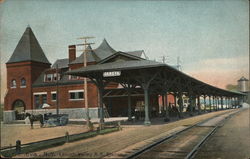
[12,99,25,120]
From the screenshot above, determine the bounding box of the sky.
[0,0,249,103]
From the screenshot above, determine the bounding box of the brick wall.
[32,82,98,109]
[4,61,50,111]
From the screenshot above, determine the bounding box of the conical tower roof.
[6,26,50,64]
[238,76,249,82]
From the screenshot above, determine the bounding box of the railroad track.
[125,109,242,159]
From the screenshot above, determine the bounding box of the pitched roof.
[32,70,84,87]
[67,60,165,74]
[52,58,69,69]
[125,50,144,58]
[70,45,100,64]
[7,26,50,64]
[70,39,145,65]
[94,39,116,59]
[97,51,145,64]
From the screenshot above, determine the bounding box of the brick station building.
[3,27,175,122]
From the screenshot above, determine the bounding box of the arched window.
[21,78,26,87]
[11,79,16,88]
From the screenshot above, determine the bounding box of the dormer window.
[20,78,26,88]
[54,73,57,81]
[47,74,53,82]
[70,75,78,80]
[11,79,17,88]
[53,73,60,81]
[44,73,60,82]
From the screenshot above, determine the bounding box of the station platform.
[14,109,239,158]
[69,117,128,124]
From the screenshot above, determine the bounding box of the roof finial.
[27,24,30,28]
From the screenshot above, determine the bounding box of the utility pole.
[177,56,182,71]
[56,64,59,116]
[77,36,95,127]
[160,55,168,64]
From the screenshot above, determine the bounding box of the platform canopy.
[66,58,245,126]
[66,59,244,97]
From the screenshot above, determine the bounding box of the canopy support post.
[178,92,183,118]
[197,95,201,114]
[164,92,170,121]
[203,95,206,112]
[209,96,212,112]
[137,70,159,126]
[89,77,107,130]
[142,85,150,126]
[221,97,223,110]
[127,85,132,121]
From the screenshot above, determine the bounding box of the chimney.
[68,45,76,63]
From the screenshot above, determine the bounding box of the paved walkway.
[195,108,250,159]
[14,109,236,158]
[1,117,127,147]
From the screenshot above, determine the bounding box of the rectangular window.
[47,74,53,82]
[54,73,57,81]
[70,75,78,80]
[33,92,47,109]
[42,94,47,104]
[34,95,40,109]
[51,92,57,101]
[69,90,84,100]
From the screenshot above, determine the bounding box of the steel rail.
[126,109,240,159]
[185,109,243,159]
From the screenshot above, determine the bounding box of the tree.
[226,84,238,91]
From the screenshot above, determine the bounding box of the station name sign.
[103,71,121,77]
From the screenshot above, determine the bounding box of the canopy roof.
[67,59,245,97]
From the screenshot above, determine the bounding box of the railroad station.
[1,1,250,158]
[2,27,249,159]
[3,26,247,126]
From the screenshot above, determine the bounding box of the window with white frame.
[69,90,84,100]
[11,79,17,88]
[47,74,53,82]
[53,73,60,81]
[44,73,60,82]
[33,92,47,109]
[69,75,78,80]
[51,91,57,101]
